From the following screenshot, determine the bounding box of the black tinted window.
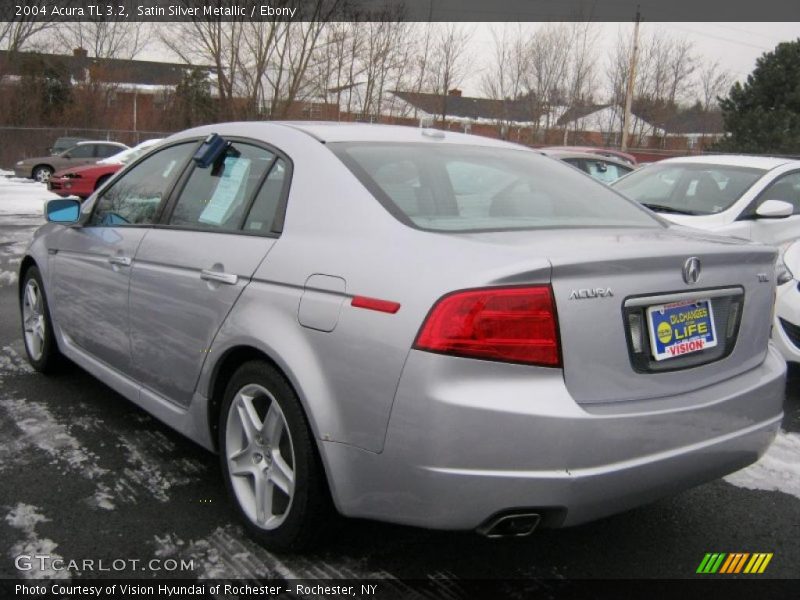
[244,158,287,233]
[91,143,193,226]
[68,145,95,158]
[95,144,122,158]
[169,143,275,231]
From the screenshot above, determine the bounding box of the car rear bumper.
[13,167,29,179]
[321,343,785,531]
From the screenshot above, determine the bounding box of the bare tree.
[524,24,572,133]
[54,21,147,60]
[698,60,733,110]
[160,19,244,119]
[0,1,54,53]
[425,24,472,123]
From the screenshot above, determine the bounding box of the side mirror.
[756,199,793,219]
[45,198,81,223]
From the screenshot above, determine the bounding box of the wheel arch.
[17,255,38,300]
[205,343,344,512]
[31,164,54,177]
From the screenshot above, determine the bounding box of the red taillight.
[414,286,561,367]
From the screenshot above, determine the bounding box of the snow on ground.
[155,524,398,581]
[4,503,69,580]
[0,173,57,217]
[0,397,107,479]
[724,430,800,500]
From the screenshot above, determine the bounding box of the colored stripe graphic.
[698,553,773,574]
[697,553,727,573]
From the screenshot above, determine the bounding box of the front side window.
[332,143,659,232]
[169,143,276,231]
[613,163,766,216]
[90,143,194,226]
[757,172,800,214]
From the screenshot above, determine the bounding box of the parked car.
[540,149,633,183]
[14,141,129,183]
[612,155,800,246]
[542,145,638,166]
[49,139,164,199]
[20,123,783,551]
[612,154,800,364]
[50,136,89,155]
[772,240,800,364]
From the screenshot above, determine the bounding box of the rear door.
[51,142,196,374]
[128,140,290,406]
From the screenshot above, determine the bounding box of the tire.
[32,165,53,183]
[219,360,333,551]
[20,266,62,373]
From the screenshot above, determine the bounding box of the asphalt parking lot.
[1,180,799,583]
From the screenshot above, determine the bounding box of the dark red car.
[48,139,163,199]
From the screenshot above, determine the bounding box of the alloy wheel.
[22,279,46,361]
[225,383,296,530]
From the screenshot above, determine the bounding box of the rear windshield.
[613,163,766,216]
[330,142,660,232]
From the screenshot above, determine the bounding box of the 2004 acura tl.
[19,122,785,550]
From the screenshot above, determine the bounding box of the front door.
[51,142,196,374]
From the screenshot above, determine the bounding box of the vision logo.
[696,553,773,574]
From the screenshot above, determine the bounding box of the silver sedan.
[19,122,785,551]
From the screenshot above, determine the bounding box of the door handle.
[201,269,238,285]
[108,255,132,267]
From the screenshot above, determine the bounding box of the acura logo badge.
[683,257,701,284]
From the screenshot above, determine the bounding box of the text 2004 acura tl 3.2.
[19,123,784,550]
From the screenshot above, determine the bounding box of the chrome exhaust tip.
[477,512,541,538]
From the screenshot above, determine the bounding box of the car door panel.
[127,141,288,407]
[52,226,148,373]
[129,230,276,406]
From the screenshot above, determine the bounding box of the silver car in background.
[20,123,784,551]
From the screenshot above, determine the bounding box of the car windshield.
[613,163,766,216]
[330,142,660,232]
[98,140,162,165]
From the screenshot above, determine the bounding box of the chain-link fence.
[0,126,175,171]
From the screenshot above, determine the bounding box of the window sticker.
[198,157,252,225]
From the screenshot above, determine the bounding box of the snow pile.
[724,430,800,500]
[0,175,57,217]
[5,503,69,580]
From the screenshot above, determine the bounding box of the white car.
[613,155,800,245]
[614,154,800,363]
[773,241,800,364]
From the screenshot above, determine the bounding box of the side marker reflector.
[351,296,401,314]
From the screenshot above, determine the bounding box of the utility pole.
[621,6,641,151]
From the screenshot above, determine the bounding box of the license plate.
[646,299,717,361]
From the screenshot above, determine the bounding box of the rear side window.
[244,158,287,233]
[68,144,94,158]
[331,142,659,232]
[169,143,275,231]
[91,143,194,226]
[95,144,122,158]
[584,160,630,183]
